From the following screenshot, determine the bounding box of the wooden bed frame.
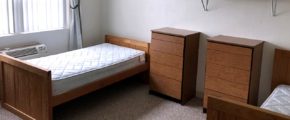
[207,49,290,120]
[0,35,150,120]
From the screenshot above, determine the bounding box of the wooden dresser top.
[152,27,199,37]
[208,35,264,48]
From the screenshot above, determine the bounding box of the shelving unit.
[200,0,278,16]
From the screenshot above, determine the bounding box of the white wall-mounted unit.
[0,44,47,60]
[200,0,279,16]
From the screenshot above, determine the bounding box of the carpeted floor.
[0,78,206,120]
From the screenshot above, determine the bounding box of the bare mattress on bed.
[26,43,146,95]
[261,85,290,116]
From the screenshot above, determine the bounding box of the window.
[0,0,68,36]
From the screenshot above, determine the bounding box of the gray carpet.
[0,78,206,120]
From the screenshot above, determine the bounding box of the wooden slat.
[207,96,290,120]
[29,75,44,119]
[207,49,252,71]
[205,76,249,99]
[152,33,184,44]
[150,62,182,81]
[14,68,31,113]
[150,50,183,69]
[272,49,290,90]
[206,63,250,85]
[208,42,252,56]
[150,73,181,99]
[151,39,184,57]
[203,89,247,108]
[3,64,16,106]
[0,61,2,100]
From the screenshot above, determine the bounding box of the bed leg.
[141,70,149,83]
[203,108,207,113]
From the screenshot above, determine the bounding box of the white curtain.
[69,0,83,50]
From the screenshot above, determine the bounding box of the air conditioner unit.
[0,44,47,60]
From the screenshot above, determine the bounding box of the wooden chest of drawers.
[203,35,264,109]
[149,27,200,104]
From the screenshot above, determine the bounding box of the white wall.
[100,0,290,104]
[81,0,102,46]
[0,29,69,56]
[0,0,101,55]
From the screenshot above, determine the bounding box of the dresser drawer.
[203,89,247,108]
[150,50,183,69]
[206,63,250,85]
[150,62,182,81]
[205,76,249,99]
[152,33,184,44]
[207,49,252,71]
[150,73,181,99]
[151,39,184,57]
[208,42,252,56]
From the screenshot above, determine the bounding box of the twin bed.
[207,49,290,120]
[0,35,150,120]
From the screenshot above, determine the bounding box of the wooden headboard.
[105,35,150,60]
[271,49,290,90]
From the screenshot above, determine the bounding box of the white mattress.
[261,85,290,116]
[26,43,145,95]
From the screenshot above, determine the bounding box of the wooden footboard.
[0,54,52,120]
[207,96,290,120]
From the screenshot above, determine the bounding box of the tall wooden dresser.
[203,35,264,110]
[149,27,200,104]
